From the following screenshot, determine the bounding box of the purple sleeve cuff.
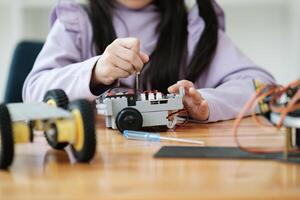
[78,56,101,101]
[197,78,259,123]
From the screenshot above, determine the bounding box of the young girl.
[23,0,274,122]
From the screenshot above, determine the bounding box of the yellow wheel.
[44,89,69,150]
[45,123,69,150]
[43,89,69,150]
[43,89,69,109]
[0,104,14,169]
[68,100,96,162]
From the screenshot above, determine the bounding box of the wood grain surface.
[0,116,299,200]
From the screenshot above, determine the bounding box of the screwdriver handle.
[123,130,205,145]
[124,130,160,142]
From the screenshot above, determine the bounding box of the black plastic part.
[296,128,300,148]
[43,89,69,109]
[45,123,69,150]
[0,104,14,169]
[116,107,143,133]
[288,109,300,117]
[127,95,136,106]
[68,100,96,162]
[154,146,300,163]
[29,121,34,143]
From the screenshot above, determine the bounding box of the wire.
[167,109,187,119]
[166,109,189,128]
[232,79,300,154]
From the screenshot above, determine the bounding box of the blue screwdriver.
[123,130,205,145]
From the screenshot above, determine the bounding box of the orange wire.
[251,87,278,128]
[232,80,300,154]
[232,85,268,147]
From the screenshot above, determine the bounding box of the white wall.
[0,0,299,101]
[218,0,300,84]
[0,1,54,101]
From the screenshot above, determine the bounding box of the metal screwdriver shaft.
[136,72,140,92]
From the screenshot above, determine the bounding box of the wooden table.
[0,116,299,200]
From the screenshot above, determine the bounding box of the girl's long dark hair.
[89,0,219,93]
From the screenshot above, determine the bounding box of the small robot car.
[96,87,185,133]
[0,90,96,169]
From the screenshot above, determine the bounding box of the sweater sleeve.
[187,5,275,122]
[22,0,100,102]
[197,31,275,122]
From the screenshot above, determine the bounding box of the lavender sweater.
[22,0,274,122]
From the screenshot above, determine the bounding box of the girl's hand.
[168,80,210,121]
[92,38,149,86]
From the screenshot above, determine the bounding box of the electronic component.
[234,79,300,161]
[96,87,185,133]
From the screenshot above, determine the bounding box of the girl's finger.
[111,65,131,79]
[114,38,141,52]
[168,84,187,94]
[113,45,144,72]
[189,88,203,105]
[168,80,194,94]
[111,54,135,74]
[177,80,194,89]
[168,84,178,93]
[140,51,150,63]
[187,88,209,121]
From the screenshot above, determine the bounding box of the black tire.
[296,128,300,148]
[43,89,69,109]
[45,123,69,150]
[43,89,69,149]
[0,104,14,169]
[69,100,96,162]
[116,107,143,133]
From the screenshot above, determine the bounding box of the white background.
[0,0,299,101]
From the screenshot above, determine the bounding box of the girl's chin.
[117,0,153,9]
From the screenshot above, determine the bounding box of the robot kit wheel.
[0,104,14,169]
[45,123,69,150]
[43,89,69,109]
[116,107,143,133]
[68,100,96,162]
[43,89,70,150]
